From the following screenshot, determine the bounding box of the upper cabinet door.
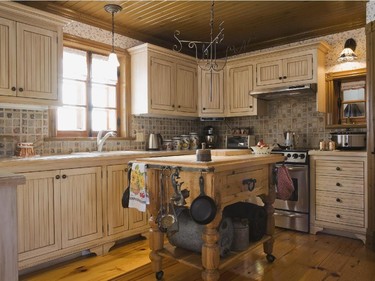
[199,69,225,116]
[0,17,16,97]
[256,60,283,87]
[283,54,313,83]
[176,63,197,114]
[150,56,176,112]
[228,65,254,114]
[16,23,58,100]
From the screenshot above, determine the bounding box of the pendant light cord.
[111,11,115,53]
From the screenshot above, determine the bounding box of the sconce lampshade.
[338,38,358,62]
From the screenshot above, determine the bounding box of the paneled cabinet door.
[227,64,256,115]
[16,23,58,100]
[199,68,225,116]
[0,17,16,97]
[256,54,313,87]
[60,167,103,248]
[17,170,61,262]
[150,56,176,112]
[107,164,129,236]
[176,63,197,115]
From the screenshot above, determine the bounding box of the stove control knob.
[286,153,292,158]
[299,154,306,159]
[292,153,299,159]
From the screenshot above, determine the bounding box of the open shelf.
[157,235,271,270]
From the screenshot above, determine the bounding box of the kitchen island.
[134,153,284,281]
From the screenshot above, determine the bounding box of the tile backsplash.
[2,94,366,156]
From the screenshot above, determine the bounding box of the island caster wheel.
[156,270,164,280]
[266,254,276,263]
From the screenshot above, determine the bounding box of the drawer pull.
[62,174,67,179]
[336,214,341,218]
[336,198,341,203]
[242,178,257,191]
[336,167,341,171]
[336,182,341,187]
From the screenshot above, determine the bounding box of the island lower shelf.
[158,235,272,270]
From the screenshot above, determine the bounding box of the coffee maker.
[203,126,217,149]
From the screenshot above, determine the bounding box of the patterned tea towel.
[128,163,149,212]
[276,165,294,200]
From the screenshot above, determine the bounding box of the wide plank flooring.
[20,229,375,281]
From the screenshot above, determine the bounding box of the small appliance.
[148,133,163,150]
[225,135,255,149]
[330,131,366,150]
[203,126,217,149]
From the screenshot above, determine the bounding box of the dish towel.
[276,165,294,200]
[128,163,149,212]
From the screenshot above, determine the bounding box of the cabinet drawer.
[316,160,364,177]
[316,175,364,194]
[316,206,364,227]
[224,166,268,197]
[316,190,364,210]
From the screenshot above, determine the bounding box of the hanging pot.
[190,174,217,225]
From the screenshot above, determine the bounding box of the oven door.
[273,164,309,213]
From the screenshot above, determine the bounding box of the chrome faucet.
[97,130,117,152]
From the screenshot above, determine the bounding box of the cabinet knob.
[11,87,16,91]
[283,76,287,79]
[278,77,282,80]
[178,105,181,108]
[62,174,67,179]
[336,198,341,203]
[172,104,175,108]
[336,182,341,186]
[336,214,341,218]
[203,107,206,110]
[19,88,24,92]
[249,105,253,108]
[336,167,341,171]
[55,175,60,179]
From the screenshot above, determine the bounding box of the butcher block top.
[136,153,284,171]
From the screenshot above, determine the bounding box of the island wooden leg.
[260,167,277,262]
[149,216,164,279]
[201,215,222,281]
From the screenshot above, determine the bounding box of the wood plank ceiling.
[21,1,367,57]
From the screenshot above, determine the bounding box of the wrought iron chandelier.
[173,0,227,71]
[173,0,227,100]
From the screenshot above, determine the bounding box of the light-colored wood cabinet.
[17,167,103,268]
[198,68,225,116]
[60,167,103,248]
[129,43,198,117]
[0,2,66,106]
[106,164,147,238]
[226,62,267,117]
[256,54,313,87]
[17,170,61,263]
[310,152,367,243]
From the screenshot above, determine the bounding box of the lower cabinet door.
[60,167,103,248]
[17,170,61,261]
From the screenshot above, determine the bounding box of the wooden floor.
[20,229,375,281]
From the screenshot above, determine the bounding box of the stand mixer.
[203,126,217,149]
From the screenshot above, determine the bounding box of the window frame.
[49,34,132,139]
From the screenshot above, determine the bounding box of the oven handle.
[275,165,307,172]
[274,211,305,218]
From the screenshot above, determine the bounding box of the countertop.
[308,149,367,157]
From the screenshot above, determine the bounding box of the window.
[57,46,119,137]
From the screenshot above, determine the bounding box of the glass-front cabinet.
[325,68,366,128]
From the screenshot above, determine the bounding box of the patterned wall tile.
[367,1,375,23]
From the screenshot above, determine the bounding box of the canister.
[189,132,200,150]
[180,135,190,150]
[231,218,249,251]
[162,139,172,151]
[172,137,182,150]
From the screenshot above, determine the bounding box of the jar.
[172,137,182,150]
[319,140,326,151]
[189,132,200,150]
[329,140,336,151]
[162,139,172,151]
[180,135,190,150]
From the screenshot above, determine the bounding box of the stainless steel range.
[272,149,309,232]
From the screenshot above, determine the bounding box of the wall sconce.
[338,38,358,62]
[104,4,122,67]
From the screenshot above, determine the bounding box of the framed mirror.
[325,68,366,128]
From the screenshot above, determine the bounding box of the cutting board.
[210,149,251,156]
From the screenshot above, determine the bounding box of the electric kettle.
[148,133,163,150]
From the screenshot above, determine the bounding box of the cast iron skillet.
[190,175,217,225]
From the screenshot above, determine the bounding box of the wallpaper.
[367,1,375,24]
